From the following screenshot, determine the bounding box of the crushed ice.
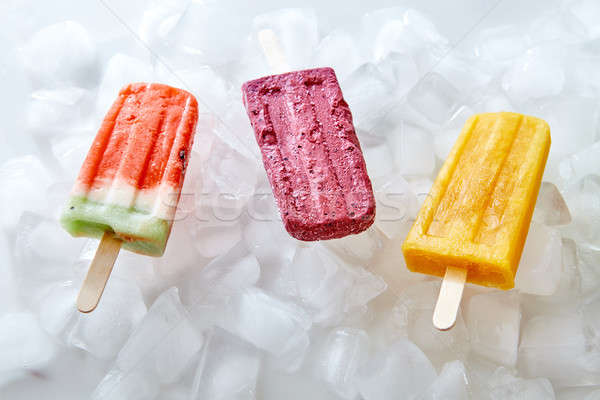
[1,1,599,399]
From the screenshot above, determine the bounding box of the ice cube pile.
[1,0,600,398]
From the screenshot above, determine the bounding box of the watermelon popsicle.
[61,82,198,311]
[242,32,375,240]
[402,112,550,330]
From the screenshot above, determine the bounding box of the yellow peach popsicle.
[402,112,550,329]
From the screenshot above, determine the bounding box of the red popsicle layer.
[77,83,197,196]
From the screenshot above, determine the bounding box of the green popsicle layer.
[60,196,171,256]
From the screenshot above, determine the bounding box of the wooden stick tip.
[433,267,467,331]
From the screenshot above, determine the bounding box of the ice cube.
[178,243,260,310]
[316,327,369,399]
[528,10,586,45]
[407,73,463,125]
[116,288,203,385]
[46,181,75,222]
[0,156,54,229]
[258,361,343,400]
[0,313,57,375]
[562,175,600,248]
[0,33,33,163]
[202,141,259,200]
[465,291,520,366]
[187,222,242,259]
[551,238,581,303]
[51,134,94,181]
[21,21,98,88]
[342,63,393,132]
[202,252,261,299]
[436,104,474,131]
[363,144,395,178]
[518,237,578,316]
[577,242,600,296]
[346,268,388,312]
[190,328,260,400]
[472,90,515,113]
[518,312,599,387]
[558,141,600,187]
[0,234,18,316]
[211,98,261,161]
[229,31,272,84]
[570,0,600,39]
[26,87,94,138]
[582,293,600,355]
[515,222,562,296]
[571,46,600,94]
[532,182,571,225]
[0,344,111,397]
[244,217,296,267]
[434,53,492,93]
[488,367,555,400]
[284,244,346,316]
[358,338,437,400]
[96,54,154,115]
[161,386,193,400]
[585,390,600,400]
[537,96,599,161]
[218,287,311,371]
[391,281,470,369]
[245,179,279,223]
[377,52,420,96]
[387,122,435,176]
[153,64,230,119]
[70,278,147,360]
[107,250,162,304]
[473,26,528,64]
[13,212,85,306]
[373,174,418,239]
[325,227,383,264]
[362,8,448,66]
[246,216,297,299]
[453,354,497,399]
[137,0,188,60]
[253,9,318,71]
[153,218,205,285]
[271,331,311,373]
[15,212,83,267]
[280,245,387,325]
[502,45,565,102]
[433,129,459,161]
[91,368,160,400]
[38,281,78,342]
[408,177,434,209]
[160,1,249,66]
[314,30,364,81]
[368,231,428,294]
[416,360,469,400]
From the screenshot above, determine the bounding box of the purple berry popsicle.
[242,67,375,241]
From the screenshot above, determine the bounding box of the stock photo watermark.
[162,189,430,224]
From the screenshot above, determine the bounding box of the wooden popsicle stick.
[433,266,467,331]
[77,232,122,313]
[257,29,290,74]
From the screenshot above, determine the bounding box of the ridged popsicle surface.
[402,112,550,289]
[61,82,199,256]
[242,68,375,241]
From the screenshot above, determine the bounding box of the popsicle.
[242,34,375,241]
[61,82,198,311]
[402,112,550,329]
